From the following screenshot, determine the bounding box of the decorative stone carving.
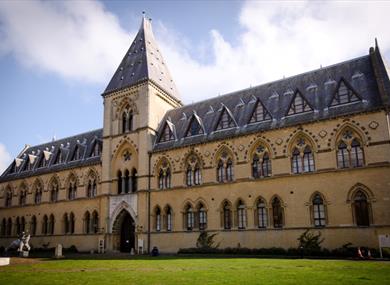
[275,138,283,145]
[204,151,210,157]
[368,121,379,130]
[318,130,327,138]
[238,144,245,151]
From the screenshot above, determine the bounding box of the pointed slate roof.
[103,17,180,102]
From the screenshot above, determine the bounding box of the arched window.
[198,203,207,230]
[68,178,77,200]
[19,188,27,206]
[256,199,268,228]
[21,216,26,233]
[1,218,6,236]
[30,216,37,236]
[185,155,202,186]
[165,206,173,231]
[92,211,99,233]
[272,197,283,228]
[252,145,272,178]
[122,111,127,134]
[42,215,48,235]
[84,212,91,234]
[87,176,97,198]
[237,200,246,229]
[69,212,75,234]
[35,185,42,204]
[16,217,21,235]
[223,201,232,230]
[155,207,161,231]
[128,111,133,131]
[353,190,370,226]
[63,213,69,234]
[124,169,130,194]
[51,181,59,202]
[157,160,171,189]
[337,129,364,168]
[312,194,326,227]
[5,189,12,207]
[131,168,137,192]
[291,138,315,174]
[216,150,234,183]
[7,218,12,236]
[185,205,194,231]
[117,170,122,194]
[48,214,55,235]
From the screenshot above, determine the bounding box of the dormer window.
[216,108,235,130]
[159,122,174,143]
[72,146,81,161]
[287,91,312,115]
[54,149,63,164]
[186,115,204,137]
[38,154,47,168]
[92,142,101,157]
[249,100,271,123]
[331,79,361,106]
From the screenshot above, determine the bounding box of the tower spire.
[103,16,180,102]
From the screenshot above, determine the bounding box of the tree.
[196,231,220,249]
[297,229,324,251]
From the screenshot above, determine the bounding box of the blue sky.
[0,0,389,172]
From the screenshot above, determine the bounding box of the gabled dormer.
[248,99,272,123]
[215,106,236,131]
[330,78,361,106]
[286,90,313,116]
[158,120,176,143]
[185,113,205,137]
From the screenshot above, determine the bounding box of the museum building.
[0,17,389,253]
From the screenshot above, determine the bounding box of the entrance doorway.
[112,209,135,252]
[120,211,135,252]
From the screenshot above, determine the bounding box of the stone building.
[1,18,389,253]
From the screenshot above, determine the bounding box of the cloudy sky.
[0,0,389,173]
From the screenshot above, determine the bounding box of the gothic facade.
[1,18,390,253]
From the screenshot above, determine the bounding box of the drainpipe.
[147,151,152,254]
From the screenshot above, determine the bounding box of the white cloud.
[0,0,389,103]
[0,143,12,174]
[0,0,131,83]
[159,1,390,103]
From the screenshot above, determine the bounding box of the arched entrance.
[112,210,135,252]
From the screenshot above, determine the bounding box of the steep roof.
[103,17,180,102]
[153,48,389,152]
[0,129,103,182]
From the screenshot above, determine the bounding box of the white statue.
[5,232,31,253]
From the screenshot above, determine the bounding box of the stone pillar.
[121,177,126,194]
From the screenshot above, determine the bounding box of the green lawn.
[1,256,389,285]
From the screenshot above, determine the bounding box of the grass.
[0,256,389,285]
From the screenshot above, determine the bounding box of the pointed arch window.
[68,179,77,200]
[186,116,204,137]
[30,216,37,235]
[198,203,207,230]
[19,188,27,206]
[87,176,97,198]
[63,213,70,234]
[51,181,59,202]
[165,206,173,231]
[21,216,26,233]
[158,160,171,189]
[287,91,312,115]
[131,168,137,192]
[272,197,283,228]
[117,170,122,194]
[92,211,99,233]
[1,218,6,236]
[42,215,48,235]
[48,214,55,235]
[252,145,272,178]
[237,200,246,229]
[291,138,315,174]
[353,190,370,226]
[7,218,12,236]
[155,207,161,231]
[312,194,326,227]
[185,205,194,231]
[216,108,235,130]
[121,108,134,134]
[256,199,268,228]
[84,211,91,234]
[249,100,271,123]
[16,217,21,235]
[69,212,75,234]
[185,155,202,186]
[35,185,42,204]
[337,129,364,168]
[216,151,234,182]
[5,189,12,207]
[222,201,232,230]
[331,80,360,106]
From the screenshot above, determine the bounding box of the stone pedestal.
[54,244,63,259]
[0,258,10,266]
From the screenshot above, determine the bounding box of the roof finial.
[375,37,379,49]
[142,11,146,19]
